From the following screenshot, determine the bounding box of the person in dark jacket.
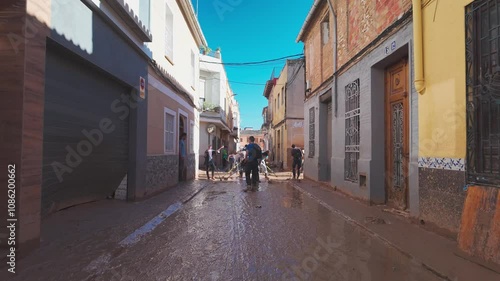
[244,136,262,191]
[291,144,303,179]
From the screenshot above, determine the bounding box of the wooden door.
[385,59,409,210]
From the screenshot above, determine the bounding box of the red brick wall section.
[336,0,411,68]
[303,1,333,94]
[302,0,412,94]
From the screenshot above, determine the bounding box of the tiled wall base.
[419,167,466,233]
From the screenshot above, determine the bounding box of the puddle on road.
[281,186,305,209]
[203,191,228,202]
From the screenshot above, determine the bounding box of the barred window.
[466,0,500,185]
[345,79,360,182]
[309,107,315,157]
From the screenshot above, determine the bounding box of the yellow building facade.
[271,64,287,166]
[265,59,305,169]
[418,0,469,159]
[416,0,500,267]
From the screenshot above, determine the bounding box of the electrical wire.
[199,57,301,87]
[204,77,287,86]
[224,64,286,70]
[223,80,267,86]
[200,53,304,65]
[287,59,305,86]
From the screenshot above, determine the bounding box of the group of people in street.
[203,136,304,192]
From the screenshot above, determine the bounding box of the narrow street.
[5,175,478,281]
[3,0,500,280]
[90,182,442,281]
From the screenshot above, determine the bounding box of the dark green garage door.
[42,47,129,215]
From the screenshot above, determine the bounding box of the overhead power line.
[200,53,304,66]
[224,63,288,69]
[205,77,287,86]
[227,80,268,86]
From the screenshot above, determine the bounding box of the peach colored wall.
[147,72,195,156]
[239,133,265,149]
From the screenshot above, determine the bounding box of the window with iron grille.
[309,107,315,157]
[344,79,360,182]
[466,0,500,186]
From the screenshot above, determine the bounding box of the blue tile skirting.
[418,157,466,171]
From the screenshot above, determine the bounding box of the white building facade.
[145,0,207,191]
[198,51,240,167]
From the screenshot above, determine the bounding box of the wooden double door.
[385,59,409,210]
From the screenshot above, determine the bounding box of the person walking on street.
[237,147,247,178]
[301,149,305,174]
[260,150,270,180]
[228,152,235,171]
[221,146,228,171]
[244,136,262,191]
[291,144,303,180]
[204,145,216,180]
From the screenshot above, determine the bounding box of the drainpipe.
[327,0,338,116]
[412,0,425,94]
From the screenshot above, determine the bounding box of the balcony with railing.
[200,101,231,131]
[200,46,221,59]
[202,102,226,119]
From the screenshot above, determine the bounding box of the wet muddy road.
[78,180,443,281]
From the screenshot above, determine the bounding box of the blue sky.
[193,0,313,129]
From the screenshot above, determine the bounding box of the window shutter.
[165,5,173,60]
[191,51,195,88]
[165,112,175,152]
[199,79,205,99]
[322,21,330,45]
